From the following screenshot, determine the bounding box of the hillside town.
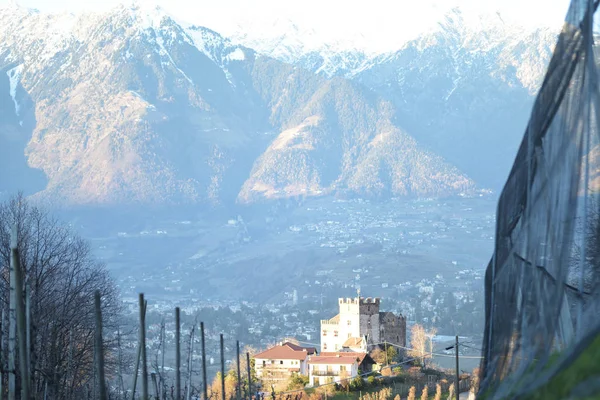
[253,294,406,390]
[242,293,480,400]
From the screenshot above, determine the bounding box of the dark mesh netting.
[479,0,600,397]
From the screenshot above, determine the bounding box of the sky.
[0,0,572,52]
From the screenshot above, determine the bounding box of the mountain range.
[0,3,559,206]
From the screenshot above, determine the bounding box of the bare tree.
[425,327,437,368]
[0,193,121,400]
[407,324,433,367]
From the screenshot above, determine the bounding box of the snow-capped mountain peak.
[218,5,560,81]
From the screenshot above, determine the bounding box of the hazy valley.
[0,2,562,390]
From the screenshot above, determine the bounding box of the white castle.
[320,294,406,353]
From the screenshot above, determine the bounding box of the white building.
[254,342,317,386]
[320,296,407,353]
[306,353,373,386]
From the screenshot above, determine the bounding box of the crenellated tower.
[320,295,383,352]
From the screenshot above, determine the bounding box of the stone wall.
[379,312,407,348]
[359,297,381,344]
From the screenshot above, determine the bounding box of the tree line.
[0,194,121,399]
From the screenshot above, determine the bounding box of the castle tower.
[358,297,381,345]
[338,297,361,342]
[320,296,382,352]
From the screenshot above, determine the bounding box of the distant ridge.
[0,4,475,205]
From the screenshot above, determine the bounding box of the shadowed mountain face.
[234,9,558,192]
[241,59,473,202]
[0,4,478,206]
[0,63,46,196]
[352,15,557,190]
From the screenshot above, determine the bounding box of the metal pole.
[94,291,107,400]
[455,335,459,400]
[176,307,181,400]
[201,322,208,400]
[220,334,226,400]
[236,341,242,400]
[140,293,149,400]
[246,352,252,400]
[12,226,30,400]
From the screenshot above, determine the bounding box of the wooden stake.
[8,226,16,400]
[246,352,252,400]
[236,341,241,400]
[117,327,124,399]
[161,320,166,400]
[0,309,4,400]
[131,300,147,400]
[455,335,459,400]
[94,290,107,400]
[12,226,30,400]
[176,307,181,400]
[151,372,160,400]
[140,294,148,400]
[67,330,73,398]
[220,335,225,400]
[186,327,195,400]
[201,322,207,400]
[93,344,96,400]
[25,284,31,394]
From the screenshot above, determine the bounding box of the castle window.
[347,320,351,326]
[280,361,284,365]
[324,343,327,350]
[334,331,338,337]
[322,330,327,336]
[340,365,346,372]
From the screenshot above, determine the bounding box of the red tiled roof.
[308,352,370,365]
[255,342,317,360]
[342,337,364,347]
[285,342,317,354]
[325,314,340,323]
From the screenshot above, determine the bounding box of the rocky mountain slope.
[229,8,560,190]
[0,56,46,196]
[353,10,558,189]
[240,59,472,202]
[0,3,474,206]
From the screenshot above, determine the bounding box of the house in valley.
[306,352,374,386]
[254,342,317,387]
